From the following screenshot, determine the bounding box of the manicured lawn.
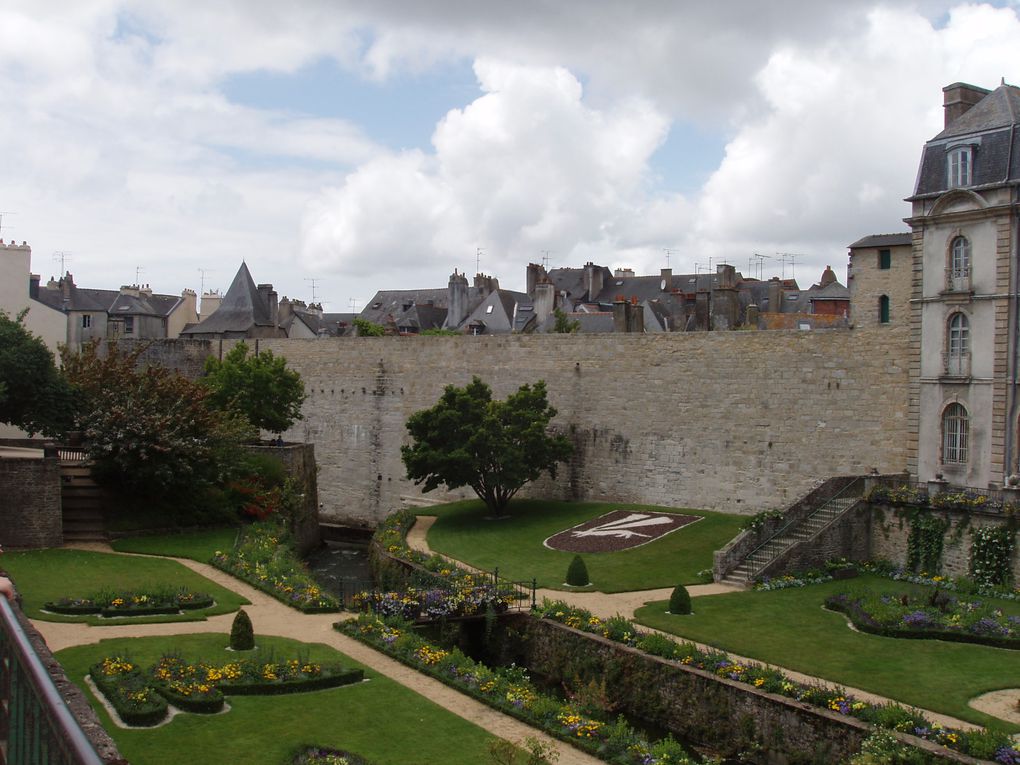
[423,499,745,592]
[1,549,248,625]
[112,527,240,562]
[56,634,503,765]
[633,575,1020,731]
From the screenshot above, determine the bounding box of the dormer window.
[947,146,972,188]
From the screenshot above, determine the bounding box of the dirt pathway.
[407,516,989,733]
[32,544,603,765]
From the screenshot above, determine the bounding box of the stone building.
[906,81,1020,489]
[847,233,913,330]
[0,240,66,356]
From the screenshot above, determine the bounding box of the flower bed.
[90,657,169,726]
[338,614,705,765]
[46,589,214,616]
[535,600,1020,762]
[211,520,340,613]
[292,747,374,765]
[91,652,363,725]
[350,585,511,621]
[825,590,1020,649]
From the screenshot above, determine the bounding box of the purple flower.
[902,611,933,628]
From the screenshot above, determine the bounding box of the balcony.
[943,267,971,294]
[941,351,971,378]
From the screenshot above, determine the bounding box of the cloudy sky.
[3,1,1020,313]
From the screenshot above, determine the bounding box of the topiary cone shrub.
[565,555,590,587]
[230,608,255,650]
[668,584,692,615]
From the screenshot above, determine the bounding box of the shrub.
[230,609,255,650]
[565,555,589,586]
[668,584,692,615]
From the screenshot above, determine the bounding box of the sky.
[2,1,1020,314]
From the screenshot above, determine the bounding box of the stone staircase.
[719,487,864,587]
[60,460,108,543]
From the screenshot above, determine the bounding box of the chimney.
[660,268,672,292]
[474,273,499,297]
[766,277,782,313]
[943,82,990,128]
[612,298,627,332]
[29,274,40,299]
[583,262,604,302]
[200,290,222,321]
[61,272,74,300]
[711,265,738,330]
[257,283,278,326]
[526,262,545,296]
[446,270,470,329]
[533,281,555,325]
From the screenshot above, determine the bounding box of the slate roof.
[359,288,449,326]
[393,303,448,333]
[912,84,1020,198]
[848,233,912,249]
[181,263,271,335]
[537,311,615,334]
[34,282,181,317]
[463,290,535,334]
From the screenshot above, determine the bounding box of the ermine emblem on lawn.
[544,510,700,552]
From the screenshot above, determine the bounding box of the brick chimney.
[660,268,672,292]
[943,82,990,128]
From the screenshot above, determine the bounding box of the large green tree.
[0,310,74,436]
[62,342,253,495]
[201,342,306,434]
[401,377,573,516]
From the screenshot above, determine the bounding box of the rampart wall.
[201,325,914,525]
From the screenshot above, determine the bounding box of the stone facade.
[0,447,62,548]
[244,442,320,555]
[187,325,917,525]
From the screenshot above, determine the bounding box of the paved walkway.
[406,516,987,733]
[34,544,604,765]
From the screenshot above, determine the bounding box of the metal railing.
[55,448,88,464]
[740,477,866,577]
[0,596,103,765]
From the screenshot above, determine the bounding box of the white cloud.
[301,59,672,288]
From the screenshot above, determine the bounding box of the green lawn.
[111,527,240,562]
[56,634,503,765]
[1,549,248,625]
[633,575,1020,731]
[422,499,745,592]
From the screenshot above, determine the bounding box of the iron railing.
[0,596,103,765]
[740,477,866,577]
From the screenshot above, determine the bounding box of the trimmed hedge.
[90,662,168,727]
[565,555,589,586]
[668,585,691,615]
[153,684,225,714]
[221,670,363,696]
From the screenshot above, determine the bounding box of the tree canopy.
[0,310,74,436]
[62,342,253,495]
[552,308,581,334]
[401,377,573,516]
[201,342,306,434]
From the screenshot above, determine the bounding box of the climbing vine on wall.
[970,526,1016,587]
[906,511,949,574]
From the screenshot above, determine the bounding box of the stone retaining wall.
[0,444,62,549]
[518,616,986,765]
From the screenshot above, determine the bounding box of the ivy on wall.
[970,526,1016,587]
[905,511,949,574]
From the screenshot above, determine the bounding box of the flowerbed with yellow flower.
[350,583,512,621]
[90,652,363,726]
[339,614,706,764]
[211,520,340,613]
[46,588,213,617]
[536,600,1020,762]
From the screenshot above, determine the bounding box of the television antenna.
[304,277,320,302]
[348,298,359,313]
[663,248,677,268]
[197,268,215,294]
[775,252,804,280]
[751,253,772,281]
[475,247,485,275]
[53,251,72,274]
[0,212,16,238]
[135,266,145,284]
[540,250,552,269]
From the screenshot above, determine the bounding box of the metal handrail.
[740,478,865,577]
[0,596,104,765]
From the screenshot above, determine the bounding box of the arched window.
[950,236,970,279]
[945,312,970,375]
[942,403,969,464]
[879,295,890,324]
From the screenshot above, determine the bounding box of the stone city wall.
[203,325,914,525]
